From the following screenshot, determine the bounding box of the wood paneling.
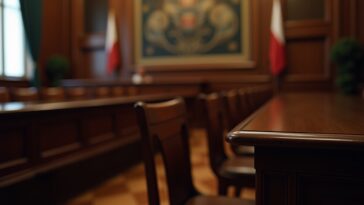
[70,0,86,79]
[40,0,71,80]
[115,107,139,137]
[0,120,32,179]
[0,80,29,88]
[298,176,364,205]
[282,0,336,90]
[38,120,80,158]
[0,129,26,165]
[263,173,288,205]
[286,0,325,21]
[357,1,364,44]
[339,0,357,38]
[118,0,134,78]
[81,112,115,144]
[286,38,328,80]
[84,0,108,33]
[39,0,362,90]
[255,147,364,205]
[0,91,199,187]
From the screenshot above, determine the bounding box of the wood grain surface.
[228,92,364,148]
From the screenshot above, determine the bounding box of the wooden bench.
[0,91,199,188]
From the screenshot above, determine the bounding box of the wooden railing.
[0,90,199,188]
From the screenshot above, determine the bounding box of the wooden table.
[227,92,364,205]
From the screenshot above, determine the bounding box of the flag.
[270,0,285,76]
[106,9,121,74]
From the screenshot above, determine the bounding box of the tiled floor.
[65,129,255,205]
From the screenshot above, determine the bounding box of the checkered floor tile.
[65,129,255,205]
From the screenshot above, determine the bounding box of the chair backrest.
[41,87,65,102]
[66,87,89,100]
[93,86,111,98]
[11,87,39,102]
[238,89,254,118]
[258,85,273,104]
[111,86,126,97]
[245,86,273,110]
[222,90,242,130]
[135,98,197,205]
[244,88,259,112]
[0,87,10,103]
[200,93,227,175]
[127,86,139,96]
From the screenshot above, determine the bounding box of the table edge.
[227,130,364,149]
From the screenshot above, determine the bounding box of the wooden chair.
[260,85,274,104]
[222,90,255,156]
[93,86,111,98]
[221,90,243,130]
[111,86,126,97]
[127,86,139,96]
[0,87,10,103]
[135,98,255,205]
[248,86,272,109]
[244,88,258,112]
[11,87,39,102]
[40,87,65,102]
[237,89,255,118]
[66,87,89,100]
[200,93,255,197]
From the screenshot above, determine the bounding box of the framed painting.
[134,0,253,70]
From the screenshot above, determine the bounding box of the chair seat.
[232,145,255,156]
[201,93,256,195]
[187,196,255,205]
[218,156,255,179]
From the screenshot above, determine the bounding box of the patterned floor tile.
[93,194,137,205]
[65,128,255,205]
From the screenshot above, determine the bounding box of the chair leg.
[234,186,242,197]
[218,181,228,195]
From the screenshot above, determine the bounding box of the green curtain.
[19,0,42,88]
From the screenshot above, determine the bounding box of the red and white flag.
[269,0,285,76]
[106,9,121,74]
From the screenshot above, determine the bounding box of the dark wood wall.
[40,0,363,90]
[40,0,71,79]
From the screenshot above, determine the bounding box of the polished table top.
[227,92,364,149]
[0,91,197,115]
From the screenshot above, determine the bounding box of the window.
[0,0,29,78]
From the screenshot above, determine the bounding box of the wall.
[356,1,364,44]
[40,0,71,81]
[40,0,363,90]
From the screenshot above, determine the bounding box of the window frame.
[0,0,30,81]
